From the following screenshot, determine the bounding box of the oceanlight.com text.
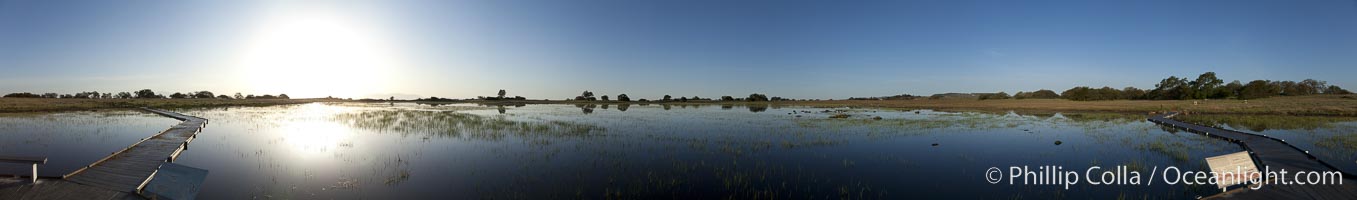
[985,165,1343,190]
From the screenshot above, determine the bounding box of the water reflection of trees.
[747,104,768,112]
[1056,112,1142,123]
[331,110,603,140]
[471,103,525,114]
[574,104,596,114]
[1009,111,1057,119]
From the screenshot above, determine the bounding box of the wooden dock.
[0,108,207,200]
[1149,112,1357,199]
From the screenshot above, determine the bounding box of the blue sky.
[2,0,1355,99]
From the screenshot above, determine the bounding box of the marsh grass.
[36,103,1256,199]
[1138,141,1192,161]
[1317,127,1357,150]
[1175,114,1357,132]
[332,110,604,140]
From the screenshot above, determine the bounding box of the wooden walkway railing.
[61,108,206,192]
[0,108,208,200]
[1149,112,1357,199]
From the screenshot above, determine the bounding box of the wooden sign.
[1205,151,1261,190]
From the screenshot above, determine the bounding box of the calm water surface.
[0,111,179,176]
[10,103,1351,199]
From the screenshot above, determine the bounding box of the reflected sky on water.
[16,103,1349,199]
[0,111,179,177]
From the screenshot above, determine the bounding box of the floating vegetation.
[1,103,1270,199]
[1139,140,1191,161]
[1057,112,1144,123]
[331,110,604,140]
[1317,129,1357,150]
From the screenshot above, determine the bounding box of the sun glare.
[278,103,354,157]
[237,11,400,98]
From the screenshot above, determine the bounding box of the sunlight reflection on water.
[168,103,1246,199]
[12,103,1353,199]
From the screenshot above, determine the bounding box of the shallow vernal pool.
[0,111,180,176]
[7,103,1350,199]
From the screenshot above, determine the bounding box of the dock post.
[31,163,37,183]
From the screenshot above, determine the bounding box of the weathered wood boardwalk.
[0,108,206,200]
[1149,112,1357,199]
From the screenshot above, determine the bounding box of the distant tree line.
[848,94,919,100]
[3,89,289,100]
[1060,72,1350,101]
[846,72,1349,101]
[566,91,792,102]
[977,92,1011,100]
[574,91,597,101]
[476,89,526,100]
[417,96,458,101]
[928,93,983,100]
[1013,90,1060,99]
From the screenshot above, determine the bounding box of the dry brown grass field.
[796,95,1357,116]
[0,98,328,113]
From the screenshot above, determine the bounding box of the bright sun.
[237,11,399,98]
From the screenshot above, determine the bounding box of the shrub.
[1325,86,1352,94]
[1239,80,1279,100]
[192,91,215,99]
[1029,90,1060,99]
[747,93,769,101]
[1121,87,1146,100]
[1063,87,1124,101]
[978,92,1010,100]
[3,92,42,98]
[135,89,161,99]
